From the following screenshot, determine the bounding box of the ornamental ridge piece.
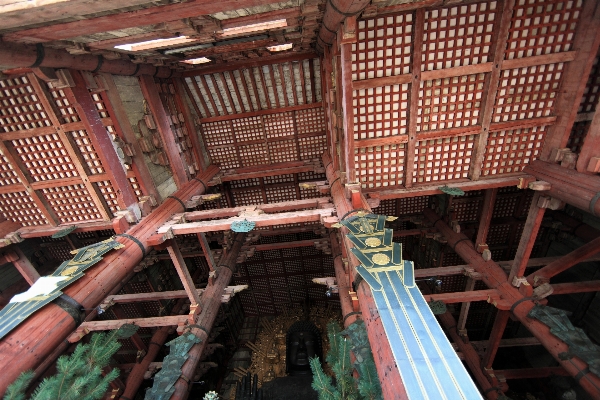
[0,238,125,340]
[335,212,482,399]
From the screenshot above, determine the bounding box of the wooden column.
[0,166,219,396]
[475,188,498,252]
[3,246,40,285]
[507,192,546,284]
[169,233,246,400]
[424,208,600,399]
[323,152,408,400]
[330,232,358,328]
[456,277,476,338]
[166,240,202,308]
[438,312,500,400]
[577,100,600,173]
[481,310,510,370]
[340,39,356,183]
[139,75,189,188]
[527,236,600,286]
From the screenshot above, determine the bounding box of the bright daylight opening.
[267,43,293,52]
[115,36,198,51]
[181,57,212,65]
[221,19,287,37]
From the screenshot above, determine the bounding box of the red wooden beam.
[340,41,356,183]
[481,310,510,370]
[425,209,600,399]
[69,70,139,208]
[551,281,600,295]
[0,166,219,395]
[540,0,600,159]
[166,240,202,307]
[4,0,285,43]
[528,236,600,285]
[69,316,190,342]
[426,289,500,304]
[139,75,189,188]
[475,188,498,252]
[508,192,546,284]
[494,367,569,380]
[368,174,534,200]
[330,232,358,327]
[1,247,40,286]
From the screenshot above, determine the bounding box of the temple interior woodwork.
[0,0,600,399]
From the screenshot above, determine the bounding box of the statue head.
[286,320,322,375]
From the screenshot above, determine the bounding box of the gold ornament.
[365,237,382,247]
[372,253,390,265]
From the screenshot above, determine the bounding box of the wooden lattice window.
[0,76,51,132]
[579,52,600,113]
[356,144,405,189]
[0,191,48,226]
[413,135,475,183]
[482,125,546,176]
[352,12,413,80]
[493,63,563,122]
[422,1,496,71]
[11,135,79,182]
[567,120,590,154]
[505,0,582,60]
[41,184,103,223]
[418,73,485,131]
[354,84,409,139]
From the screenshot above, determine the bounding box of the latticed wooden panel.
[422,2,496,71]
[354,84,409,139]
[413,135,475,183]
[201,108,326,170]
[0,153,21,186]
[10,134,79,182]
[579,52,600,113]
[48,86,80,123]
[567,120,590,154]
[398,196,429,215]
[0,191,48,226]
[356,144,405,189]
[505,0,581,60]
[41,184,103,223]
[493,63,563,122]
[185,59,321,118]
[453,197,483,223]
[351,13,413,80]
[481,126,546,176]
[418,73,485,131]
[0,76,51,132]
[69,129,104,174]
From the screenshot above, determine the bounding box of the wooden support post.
[340,42,356,183]
[552,280,600,295]
[197,233,216,271]
[0,218,21,239]
[456,277,476,338]
[438,312,501,400]
[330,232,358,327]
[0,166,218,395]
[528,236,600,286]
[508,192,546,285]
[2,246,40,285]
[139,75,189,188]
[577,100,600,173]
[540,0,600,159]
[475,188,498,253]
[425,209,600,399]
[323,152,408,399]
[481,310,510,370]
[166,239,202,310]
[68,70,139,209]
[170,233,247,400]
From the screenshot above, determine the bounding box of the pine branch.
[310,357,338,400]
[3,370,34,400]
